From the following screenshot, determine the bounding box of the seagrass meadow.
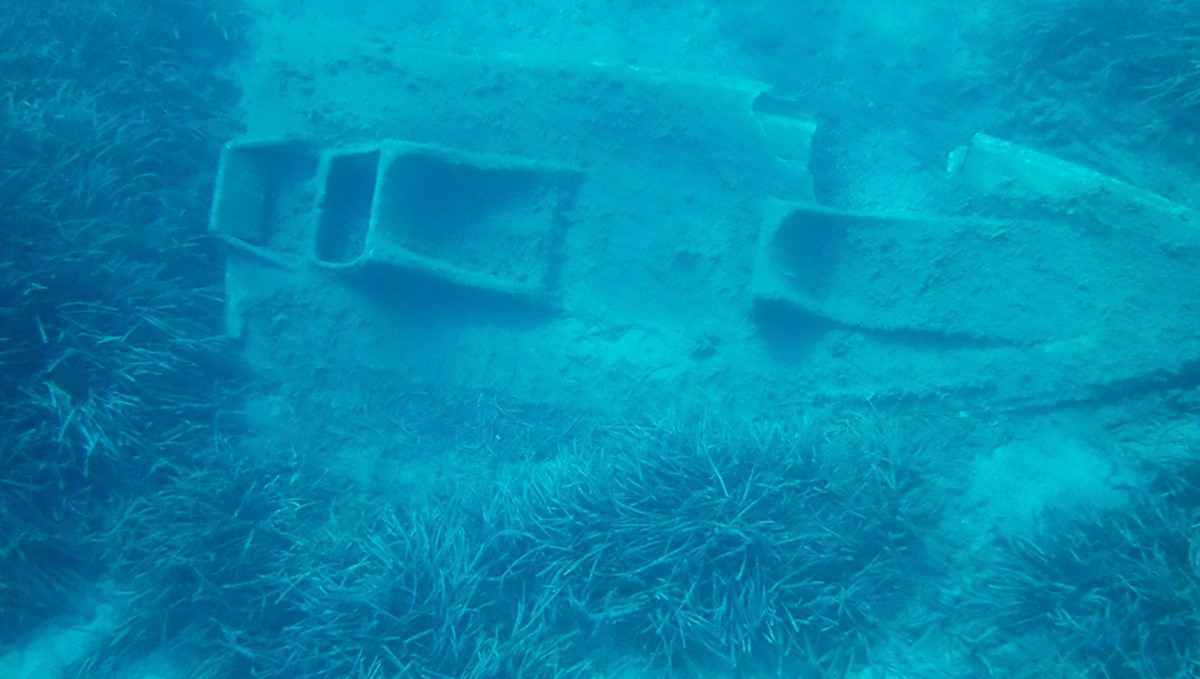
[2,1,1199,678]
[1,0,250,651]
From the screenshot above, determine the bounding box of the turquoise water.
[2,1,1198,677]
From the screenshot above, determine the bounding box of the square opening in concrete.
[316,149,381,265]
[769,209,851,298]
[209,139,319,248]
[369,147,572,291]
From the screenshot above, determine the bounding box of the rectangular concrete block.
[948,133,1199,230]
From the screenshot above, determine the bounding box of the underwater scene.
[2,0,1199,677]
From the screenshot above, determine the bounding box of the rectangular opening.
[371,148,565,288]
[316,150,380,265]
[210,140,318,247]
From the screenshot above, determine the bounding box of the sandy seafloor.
[4,0,1199,677]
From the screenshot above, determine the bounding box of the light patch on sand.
[961,426,1135,537]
